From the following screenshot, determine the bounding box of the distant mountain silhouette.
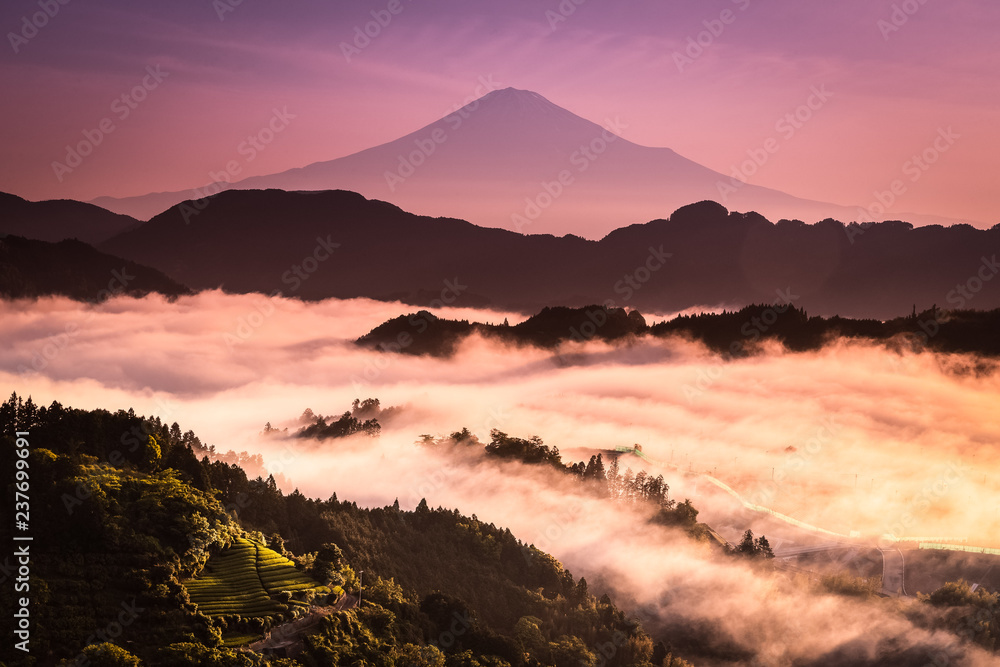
[0,192,140,245]
[97,189,1000,319]
[0,235,190,301]
[89,88,975,236]
[358,303,1000,359]
[357,306,648,357]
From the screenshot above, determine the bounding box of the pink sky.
[1,0,998,225]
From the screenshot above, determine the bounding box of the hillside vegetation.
[0,235,190,301]
[357,304,1000,359]
[1,394,686,666]
[184,537,335,619]
[95,190,1000,318]
[4,393,997,665]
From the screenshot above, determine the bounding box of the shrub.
[79,643,142,667]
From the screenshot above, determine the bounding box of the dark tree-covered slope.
[0,191,140,244]
[0,235,191,301]
[357,303,1000,359]
[98,189,1000,319]
[0,395,670,667]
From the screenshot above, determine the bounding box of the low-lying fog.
[3,292,999,665]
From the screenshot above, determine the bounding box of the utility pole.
[358,570,364,607]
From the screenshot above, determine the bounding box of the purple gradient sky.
[1,0,998,224]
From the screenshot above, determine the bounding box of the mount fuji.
[91,88,941,237]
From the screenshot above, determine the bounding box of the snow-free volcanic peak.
[91,89,926,236]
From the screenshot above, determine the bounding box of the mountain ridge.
[0,191,140,244]
[96,188,1000,319]
[0,234,191,302]
[85,88,980,235]
[356,303,1000,359]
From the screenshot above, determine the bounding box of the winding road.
[773,542,908,597]
[880,548,906,597]
[248,594,358,653]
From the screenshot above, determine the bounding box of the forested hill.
[97,189,1000,319]
[0,394,687,667]
[0,235,191,301]
[0,191,139,245]
[356,304,1000,358]
[4,394,998,665]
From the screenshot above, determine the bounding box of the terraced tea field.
[185,537,334,618]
